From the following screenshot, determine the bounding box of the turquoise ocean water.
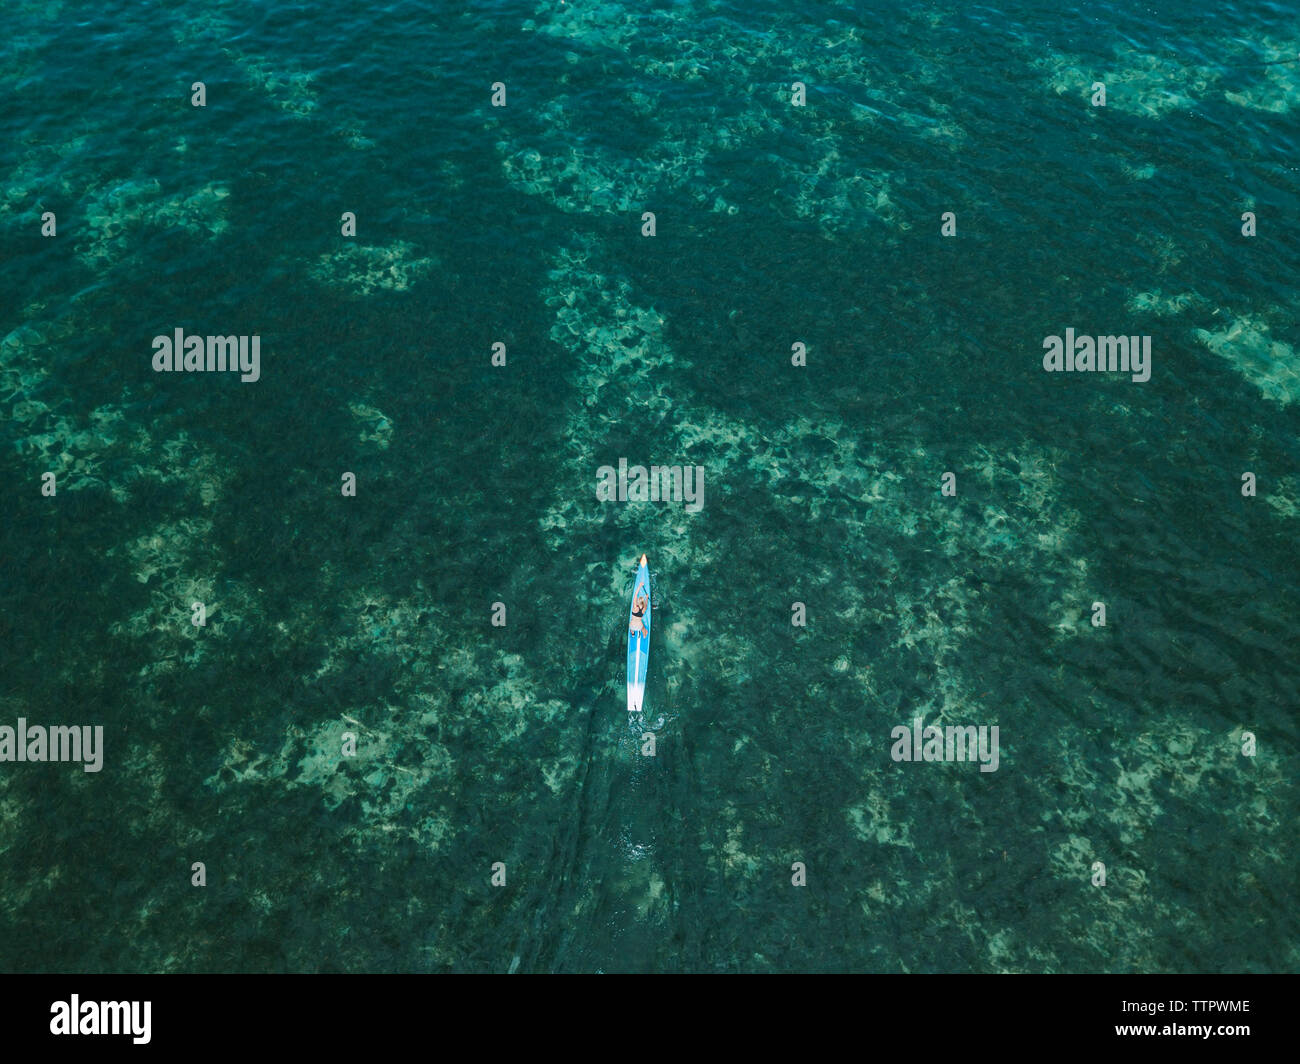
[1,0,1297,972]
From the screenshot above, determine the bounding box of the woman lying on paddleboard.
[629,591,649,638]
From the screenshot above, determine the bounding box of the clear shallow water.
[0,0,1297,972]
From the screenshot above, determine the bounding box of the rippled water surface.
[1,0,1297,972]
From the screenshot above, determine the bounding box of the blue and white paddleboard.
[626,554,651,715]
